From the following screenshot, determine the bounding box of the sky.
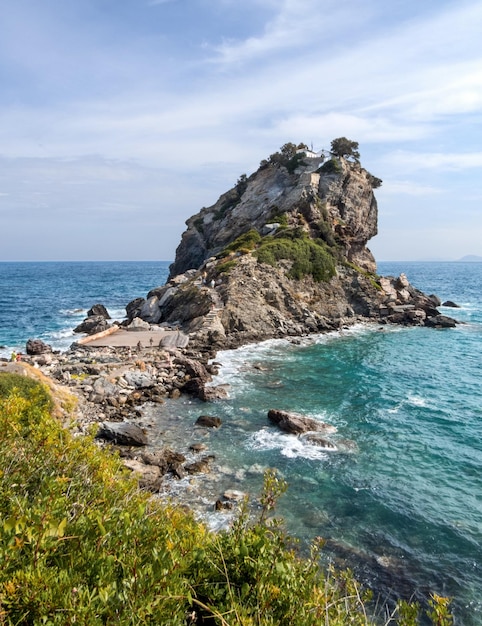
[1,0,482,262]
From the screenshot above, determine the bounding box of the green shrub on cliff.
[222,228,261,255]
[0,373,452,625]
[319,157,342,175]
[256,235,336,282]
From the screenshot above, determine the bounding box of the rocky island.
[125,138,456,351]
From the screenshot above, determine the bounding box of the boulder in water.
[26,338,53,355]
[195,414,222,428]
[268,409,336,435]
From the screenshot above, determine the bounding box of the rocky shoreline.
[1,273,459,523]
[0,142,461,532]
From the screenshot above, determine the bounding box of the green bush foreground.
[0,372,452,625]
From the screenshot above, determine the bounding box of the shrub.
[0,375,452,625]
[319,157,342,175]
[222,229,261,255]
[217,259,237,274]
[256,236,336,282]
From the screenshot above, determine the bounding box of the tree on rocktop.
[330,137,360,161]
[265,142,310,173]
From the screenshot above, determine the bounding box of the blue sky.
[1,0,481,261]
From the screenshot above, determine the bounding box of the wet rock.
[268,409,336,435]
[442,300,460,308]
[96,422,148,446]
[215,499,234,510]
[196,415,222,428]
[199,385,229,401]
[74,315,111,335]
[161,449,187,476]
[87,303,111,319]
[428,294,442,307]
[424,315,457,328]
[26,338,53,355]
[223,489,247,502]
[185,455,215,474]
[302,433,337,449]
[189,443,208,453]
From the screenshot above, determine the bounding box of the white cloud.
[383,151,482,172]
[1,0,482,260]
[378,181,443,196]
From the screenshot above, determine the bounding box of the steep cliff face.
[128,147,455,348]
[169,154,378,279]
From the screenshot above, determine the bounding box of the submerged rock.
[442,300,460,308]
[195,415,222,428]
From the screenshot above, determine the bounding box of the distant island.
[458,255,482,262]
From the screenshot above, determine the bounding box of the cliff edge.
[127,141,456,350]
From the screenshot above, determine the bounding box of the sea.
[0,260,481,625]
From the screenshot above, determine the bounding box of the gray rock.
[87,303,110,319]
[26,338,53,355]
[428,294,442,307]
[96,422,148,446]
[160,330,189,349]
[139,296,162,324]
[127,318,150,331]
[74,316,110,335]
[93,377,119,398]
[126,297,145,322]
[123,370,155,389]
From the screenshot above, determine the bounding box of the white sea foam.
[60,308,86,317]
[246,428,335,460]
[407,395,428,407]
[211,323,385,389]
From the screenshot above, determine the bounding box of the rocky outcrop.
[26,338,53,355]
[169,155,377,278]
[125,143,458,347]
[74,304,113,336]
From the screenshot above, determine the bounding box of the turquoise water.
[152,262,482,624]
[0,260,480,623]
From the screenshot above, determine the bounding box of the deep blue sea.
[0,260,481,624]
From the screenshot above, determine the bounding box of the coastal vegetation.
[0,372,452,625]
[256,234,337,282]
